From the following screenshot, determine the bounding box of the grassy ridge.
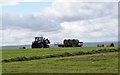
[2,47,119,73]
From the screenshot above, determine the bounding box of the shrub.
[109,43,114,47]
[106,43,115,47]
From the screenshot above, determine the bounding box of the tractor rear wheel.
[38,43,44,48]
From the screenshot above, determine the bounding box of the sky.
[0,0,119,46]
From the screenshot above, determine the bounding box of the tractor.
[31,36,50,48]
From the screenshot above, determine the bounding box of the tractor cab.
[35,37,44,42]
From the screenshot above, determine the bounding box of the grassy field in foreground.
[1,47,119,73]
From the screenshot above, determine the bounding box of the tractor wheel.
[32,43,37,48]
[38,43,44,48]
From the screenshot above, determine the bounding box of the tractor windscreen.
[35,37,44,42]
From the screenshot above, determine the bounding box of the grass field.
[1,47,119,73]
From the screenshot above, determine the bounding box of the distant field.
[1,47,119,73]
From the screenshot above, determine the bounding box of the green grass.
[1,47,119,73]
[2,47,117,59]
[2,52,118,73]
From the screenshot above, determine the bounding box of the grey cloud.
[48,2,117,22]
[2,13,61,32]
[2,2,117,32]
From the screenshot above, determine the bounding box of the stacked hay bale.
[63,39,79,47]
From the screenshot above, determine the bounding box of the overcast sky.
[0,0,119,46]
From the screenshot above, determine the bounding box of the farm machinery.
[57,39,83,47]
[31,36,50,48]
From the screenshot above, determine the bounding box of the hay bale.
[63,39,79,47]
